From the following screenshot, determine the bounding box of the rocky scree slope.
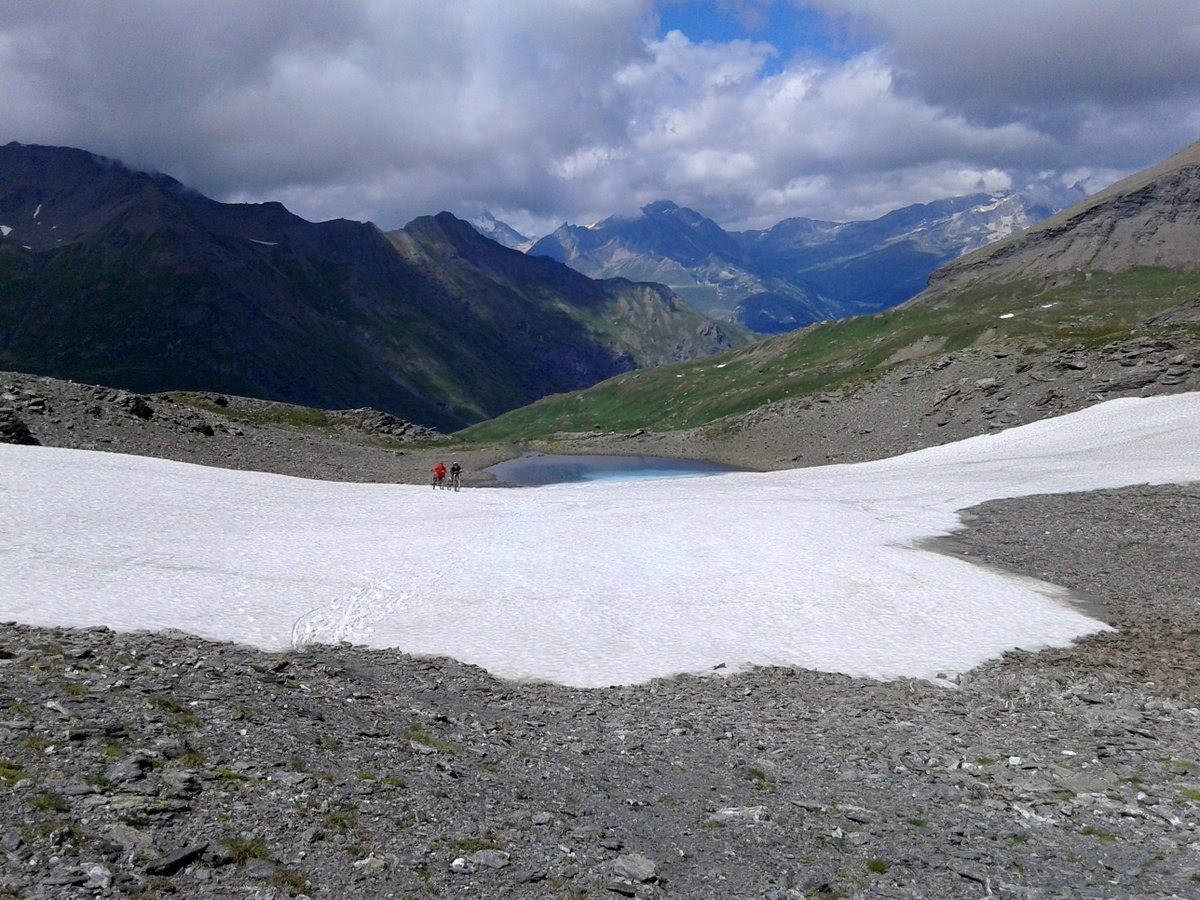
[927,140,1200,294]
[0,142,738,431]
[563,321,1200,472]
[0,373,539,486]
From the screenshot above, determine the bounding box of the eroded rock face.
[0,407,38,445]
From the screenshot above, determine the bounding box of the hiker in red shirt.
[431,461,447,489]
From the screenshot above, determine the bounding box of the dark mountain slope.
[0,142,739,429]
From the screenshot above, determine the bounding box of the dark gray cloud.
[1,0,1196,232]
[809,1,1200,167]
[0,0,649,227]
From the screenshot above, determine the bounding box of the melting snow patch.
[1040,303,1056,309]
[250,239,278,246]
[715,363,727,368]
[999,313,1015,319]
[0,225,11,236]
[33,204,41,218]
[2,394,1198,688]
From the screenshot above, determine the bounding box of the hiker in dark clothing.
[450,462,462,492]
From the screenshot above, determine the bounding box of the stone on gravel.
[243,858,276,879]
[708,805,769,824]
[106,752,153,784]
[613,852,657,882]
[1101,367,1162,391]
[145,843,208,877]
[468,848,511,869]
[117,392,154,419]
[84,864,113,889]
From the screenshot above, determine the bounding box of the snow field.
[1,394,1198,688]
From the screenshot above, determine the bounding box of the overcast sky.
[2,1,1198,233]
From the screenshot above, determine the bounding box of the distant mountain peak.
[529,186,1080,334]
[642,199,680,215]
[468,210,534,251]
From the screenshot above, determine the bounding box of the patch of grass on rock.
[272,869,309,894]
[865,859,890,874]
[745,766,771,786]
[224,837,270,865]
[0,761,23,786]
[32,792,66,812]
[405,723,457,754]
[22,735,49,753]
[322,807,358,832]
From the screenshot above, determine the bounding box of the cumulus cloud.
[608,35,1052,224]
[0,0,1197,231]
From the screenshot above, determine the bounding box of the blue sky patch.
[654,1,868,72]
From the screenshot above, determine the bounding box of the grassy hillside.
[461,267,1200,441]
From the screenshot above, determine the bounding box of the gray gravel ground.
[1,483,1198,898]
[0,374,520,486]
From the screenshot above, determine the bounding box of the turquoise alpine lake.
[484,454,744,486]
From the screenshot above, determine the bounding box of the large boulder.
[0,407,39,445]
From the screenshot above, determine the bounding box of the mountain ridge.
[526,185,1082,333]
[926,139,1200,294]
[0,142,741,430]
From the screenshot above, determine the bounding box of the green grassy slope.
[461,267,1200,441]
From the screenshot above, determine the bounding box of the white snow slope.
[2,394,1198,688]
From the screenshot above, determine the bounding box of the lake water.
[484,453,744,486]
